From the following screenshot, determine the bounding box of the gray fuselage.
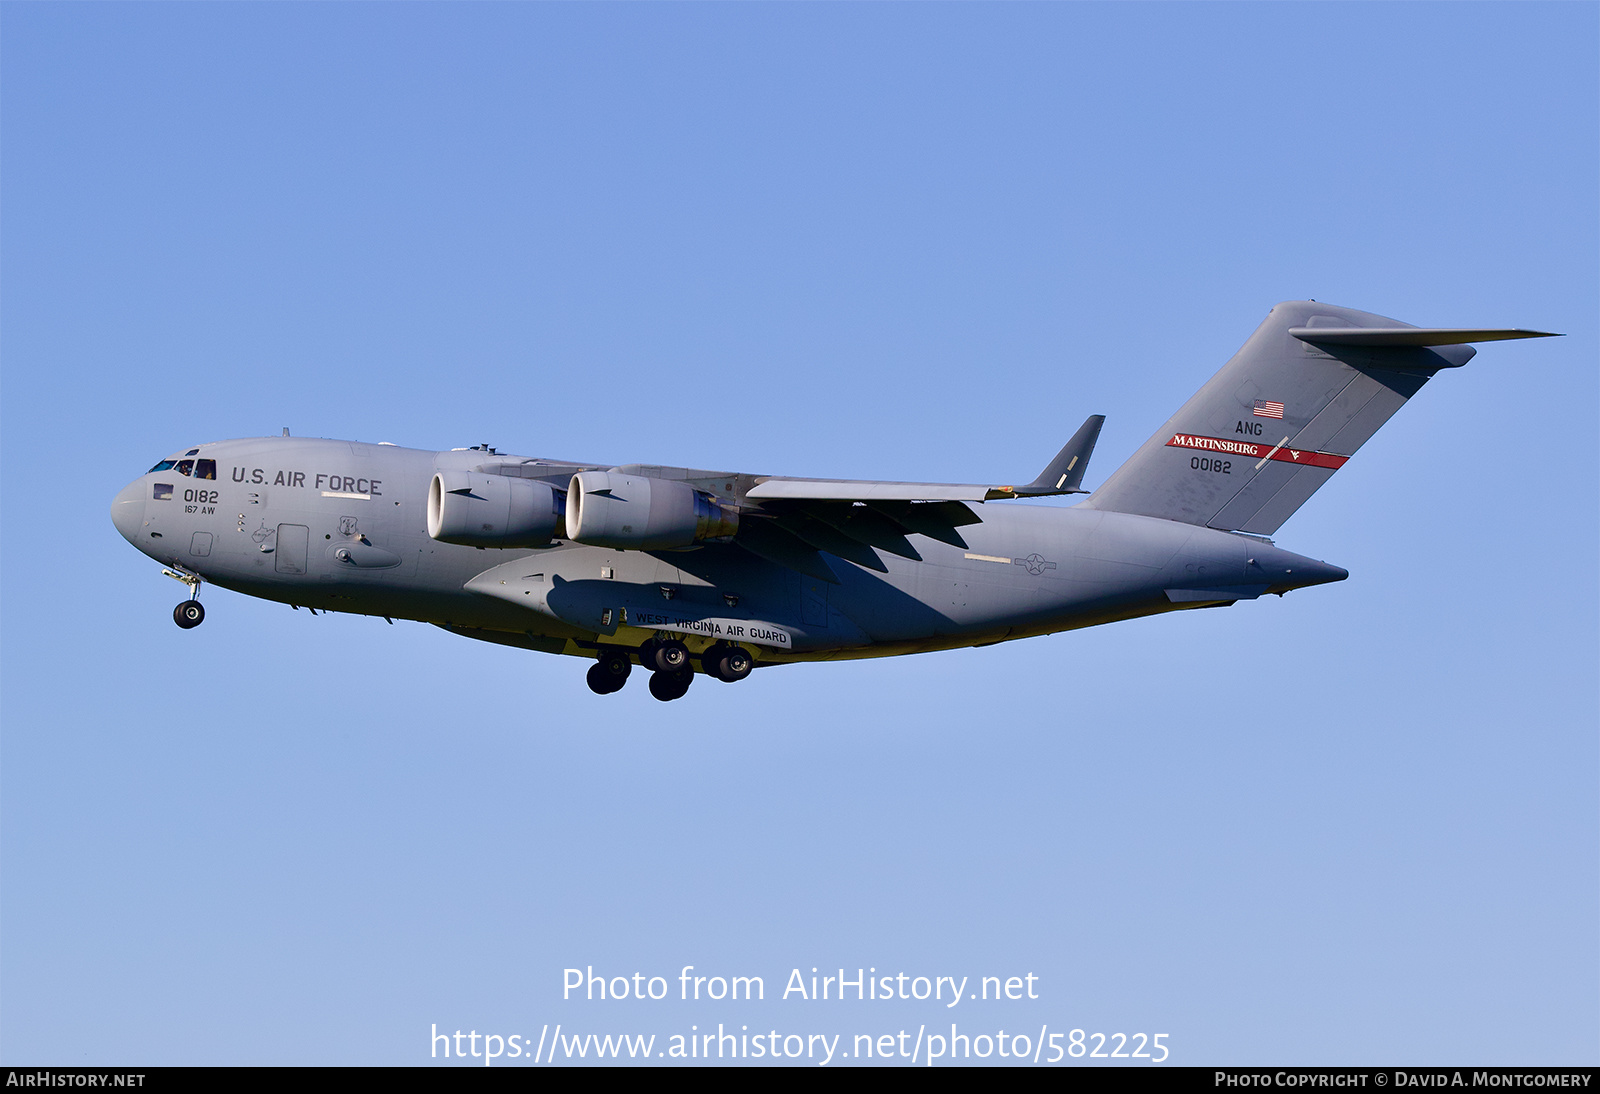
[111,436,1347,668]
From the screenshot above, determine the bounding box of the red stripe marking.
[1166,433,1349,470]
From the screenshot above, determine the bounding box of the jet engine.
[566,471,738,550]
[427,471,564,548]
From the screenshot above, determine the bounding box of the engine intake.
[427,471,563,548]
[567,471,738,550]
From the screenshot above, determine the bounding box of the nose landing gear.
[164,567,205,629]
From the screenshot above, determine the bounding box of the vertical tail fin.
[1082,301,1556,535]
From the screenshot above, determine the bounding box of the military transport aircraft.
[111,301,1556,701]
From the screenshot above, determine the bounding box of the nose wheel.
[164,567,204,628]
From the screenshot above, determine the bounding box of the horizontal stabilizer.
[1289,327,1560,347]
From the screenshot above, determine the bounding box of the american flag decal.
[1253,400,1285,419]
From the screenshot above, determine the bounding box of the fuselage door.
[275,524,309,575]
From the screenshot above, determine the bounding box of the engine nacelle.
[427,471,563,548]
[566,471,738,550]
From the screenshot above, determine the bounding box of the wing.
[746,478,995,502]
[744,412,1106,503]
[732,415,1104,580]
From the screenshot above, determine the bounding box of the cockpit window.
[148,459,177,473]
[175,460,194,477]
[184,449,200,457]
[195,458,216,480]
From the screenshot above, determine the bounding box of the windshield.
[148,459,177,473]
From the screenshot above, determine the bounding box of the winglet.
[1012,414,1106,497]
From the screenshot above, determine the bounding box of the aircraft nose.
[110,480,145,545]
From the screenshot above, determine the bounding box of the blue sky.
[3,3,1595,1066]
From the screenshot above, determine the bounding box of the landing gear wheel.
[651,640,689,674]
[587,650,633,695]
[173,600,205,629]
[709,645,753,683]
[648,668,693,702]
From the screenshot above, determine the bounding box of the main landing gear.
[647,668,693,702]
[704,643,752,683]
[584,640,756,701]
[642,638,695,702]
[586,649,633,695]
[165,568,204,629]
[648,639,690,673]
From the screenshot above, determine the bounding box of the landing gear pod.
[427,471,563,548]
[566,471,738,550]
